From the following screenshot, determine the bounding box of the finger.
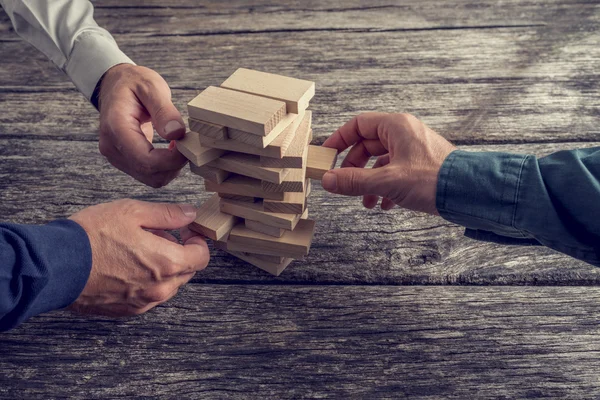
[322,165,395,197]
[322,112,390,153]
[381,197,396,210]
[147,229,179,243]
[362,154,391,208]
[340,140,388,169]
[134,70,186,140]
[180,225,204,243]
[131,201,198,230]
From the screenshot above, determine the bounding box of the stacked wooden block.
[176,68,337,276]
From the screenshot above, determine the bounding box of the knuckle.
[144,285,172,303]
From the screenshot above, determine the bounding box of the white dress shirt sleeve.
[0,0,135,101]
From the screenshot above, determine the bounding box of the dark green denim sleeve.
[436,148,600,266]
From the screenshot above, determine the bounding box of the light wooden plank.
[260,111,312,168]
[306,145,338,180]
[262,165,306,193]
[175,131,225,166]
[226,250,294,276]
[218,193,257,203]
[227,111,299,148]
[219,198,301,231]
[189,163,230,184]
[263,179,311,214]
[188,118,228,140]
[198,109,302,158]
[210,153,289,184]
[214,240,285,263]
[228,219,316,258]
[245,219,285,238]
[188,194,239,241]
[221,68,315,114]
[187,86,286,136]
[205,174,285,200]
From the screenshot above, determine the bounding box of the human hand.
[69,199,209,317]
[321,113,456,215]
[98,64,188,188]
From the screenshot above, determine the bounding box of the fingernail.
[322,171,337,192]
[168,140,176,150]
[179,204,197,219]
[165,120,184,138]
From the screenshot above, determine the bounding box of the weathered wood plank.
[1,137,599,284]
[1,285,600,399]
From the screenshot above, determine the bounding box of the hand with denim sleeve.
[321,112,456,215]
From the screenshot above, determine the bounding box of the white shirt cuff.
[65,30,135,101]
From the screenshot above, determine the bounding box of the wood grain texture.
[175,131,225,166]
[262,164,306,193]
[189,163,230,184]
[219,198,301,231]
[227,111,299,148]
[188,86,286,136]
[244,218,285,238]
[261,111,312,168]
[188,194,239,241]
[188,118,227,140]
[218,193,257,202]
[4,285,600,399]
[221,68,315,114]
[211,153,289,184]
[306,145,338,180]
[263,179,310,214]
[205,174,285,200]
[228,219,316,258]
[1,138,599,284]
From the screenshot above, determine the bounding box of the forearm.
[0,0,134,101]
[437,148,600,265]
[0,220,92,331]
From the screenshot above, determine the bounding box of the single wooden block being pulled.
[221,68,315,114]
[263,180,311,214]
[306,145,338,180]
[188,118,228,140]
[189,163,230,184]
[205,174,285,200]
[189,194,239,241]
[210,153,290,184]
[176,131,225,166]
[219,198,301,231]
[188,86,286,136]
[227,111,300,148]
[260,111,312,168]
[227,219,316,259]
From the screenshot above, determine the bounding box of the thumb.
[322,167,391,197]
[131,201,198,230]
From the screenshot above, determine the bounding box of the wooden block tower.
[176,68,337,276]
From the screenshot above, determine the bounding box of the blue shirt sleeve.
[0,219,92,331]
[436,148,600,266]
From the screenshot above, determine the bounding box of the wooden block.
[211,153,289,184]
[306,145,338,180]
[189,163,230,184]
[263,180,311,214]
[227,219,316,259]
[218,193,257,203]
[300,208,309,219]
[227,111,299,148]
[219,198,301,231]
[205,174,285,200]
[227,250,293,276]
[175,131,225,166]
[221,68,315,114]
[188,86,286,136]
[260,111,312,168]
[188,118,228,140]
[245,219,285,238]
[198,110,302,159]
[189,194,239,241]
[214,241,284,264]
[262,164,306,193]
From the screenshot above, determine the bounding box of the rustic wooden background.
[1,0,599,398]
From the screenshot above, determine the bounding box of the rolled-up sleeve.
[436,148,600,266]
[0,0,134,101]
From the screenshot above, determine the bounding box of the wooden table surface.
[1,1,599,398]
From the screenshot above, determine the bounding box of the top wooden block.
[221,68,315,114]
[188,86,286,136]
